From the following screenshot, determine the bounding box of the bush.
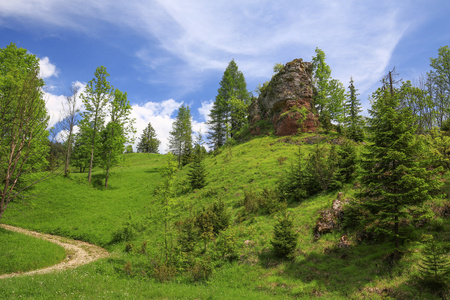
[242,188,285,215]
[418,236,449,295]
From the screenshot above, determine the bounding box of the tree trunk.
[64,130,73,176]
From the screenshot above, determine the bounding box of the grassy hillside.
[1,134,449,299]
[0,228,66,275]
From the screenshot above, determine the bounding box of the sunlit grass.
[1,133,447,299]
[0,228,65,275]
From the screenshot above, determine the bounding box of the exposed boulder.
[249,58,319,136]
[313,192,349,240]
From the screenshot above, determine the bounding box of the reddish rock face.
[249,58,319,136]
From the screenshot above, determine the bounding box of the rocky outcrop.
[313,192,349,240]
[249,58,319,136]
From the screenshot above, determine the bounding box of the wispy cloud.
[1,1,433,100]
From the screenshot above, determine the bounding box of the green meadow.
[1,134,448,299]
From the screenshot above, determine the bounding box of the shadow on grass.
[258,242,409,298]
[144,168,160,174]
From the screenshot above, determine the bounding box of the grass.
[1,133,448,299]
[0,228,66,275]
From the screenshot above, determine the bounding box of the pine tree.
[168,105,193,168]
[344,78,365,141]
[271,213,299,259]
[361,71,439,259]
[208,59,250,148]
[137,122,160,153]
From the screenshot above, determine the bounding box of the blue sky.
[1,0,449,151]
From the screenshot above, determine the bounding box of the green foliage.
[306,143,340,191]
[241,188,285,215]
[208,59,250,148]
[311,48,346,126]
[360,72,442,255]
[169,105,193,168]
[344,78,365,141]
[273,63,284,74]
[71,125,100,173]
[187,145,207,190]
[124,145,133,153]
[157,153,179,260]
[425,127,450,170]
[111,212,147,243]
[80,66,114,182]
[271,213,299,259]
[137,122,160,153]
[100,88,135,188]
[428,45,450,127]
[418,236,449,295]
[278,142,352,202]
[0,43,49,219]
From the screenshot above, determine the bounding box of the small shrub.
[418,236,449,295]
[188,257,213,282]
[277,156,288,165]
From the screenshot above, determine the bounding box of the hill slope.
[1,134,448,299]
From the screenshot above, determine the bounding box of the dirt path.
[0,224,109,279]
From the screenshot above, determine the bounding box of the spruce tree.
[344,77,365,141]
[137,122,160,153]
[168,105,193,168]
[208,59,250,148]
[418,238,449,286]
[188,141,207,190]
[361,71,438,259]
[271,213,299,259]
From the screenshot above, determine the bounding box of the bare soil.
[0,224,109,279]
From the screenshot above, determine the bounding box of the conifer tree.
[344,78,364,141]
[137,122,160,153]
[188,135,207,190]
[418,237,449,286]
[271,213,298,259]
[208,59,250,148]
[361,71,439,259]
[168,105,193,168]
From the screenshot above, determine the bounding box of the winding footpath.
[0,224,109,279]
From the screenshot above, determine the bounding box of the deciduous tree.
[311,48,345,129]
[80,66,113,183]
[0,43,50,220]
[100,89,135,188]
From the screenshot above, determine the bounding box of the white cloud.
[198,100,213,123]
[131,99,182,153]
[39,57,58,79]
[44,81,85,130]
[131,99,212,153]
[2,0,441,105]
